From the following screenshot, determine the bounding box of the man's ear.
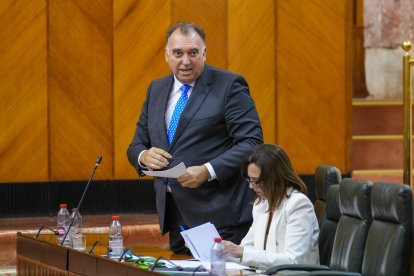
[165,48,169,62]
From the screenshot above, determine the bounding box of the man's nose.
[182,54,190,65]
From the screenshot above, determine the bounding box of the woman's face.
[246,163,265,198]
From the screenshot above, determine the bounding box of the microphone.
[35,226,59,238]
[118,248,147,262]
[149,256,182,271]
[118,248,134,262]
[89,240,112,256]
[60,155,103,246]
[149,256,207,274]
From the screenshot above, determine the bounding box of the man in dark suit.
[127,22,263,253]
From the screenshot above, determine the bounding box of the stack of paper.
[180,222,220,261]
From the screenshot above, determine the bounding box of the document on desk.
[142,162,187,178]
[180,222,221,261]
[162,260,248,275]
[170,260,248,270]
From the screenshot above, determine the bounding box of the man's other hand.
[141,147,172,170]
[177,165,210,188]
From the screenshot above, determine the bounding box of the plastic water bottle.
[70,208,84,251]
[210,237,225,276]
[57,203,71,246]
[109,215,123,258]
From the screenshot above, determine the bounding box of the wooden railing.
[402,41,414,187]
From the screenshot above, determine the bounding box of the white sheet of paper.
[180,222,221,261]
[169,260,249,271]
[199,261,249,271]
[142,162,187,178]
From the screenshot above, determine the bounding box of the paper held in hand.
[142,162,187,178]
[180,222,221,261]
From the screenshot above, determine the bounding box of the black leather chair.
[265,178,372,275]
[313,165,342,266]
[314,165,342,222]
[318,184,340,266]
[360,182,412,276]
[328,178,372,272]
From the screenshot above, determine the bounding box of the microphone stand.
[60,155,102,246]
[35,226,59,238]
[89,240,112,255]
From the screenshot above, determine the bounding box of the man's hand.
[177,165,210,188]
[140,147,172,170]
[222,240,244,258]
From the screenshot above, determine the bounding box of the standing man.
[127,22,263,253]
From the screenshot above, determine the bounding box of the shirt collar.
[173,76,195,92]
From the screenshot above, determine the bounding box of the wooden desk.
[17,232,68,275]
[17,232,188,276]
[17,232,255,276]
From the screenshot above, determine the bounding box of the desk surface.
[32,232,185,259]
[18,232,259,275]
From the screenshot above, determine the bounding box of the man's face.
[165,29,206,84]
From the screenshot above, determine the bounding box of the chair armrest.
[264,264,330,275]
[307,271,361,276]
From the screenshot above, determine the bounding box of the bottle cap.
[60,203,67,208]
[112,215,120,220]
[214,237,222,242]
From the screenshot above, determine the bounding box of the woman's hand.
[222,240,244,258]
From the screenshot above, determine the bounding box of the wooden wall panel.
[48,0,113,180]
[277,0,352,173]
[0,0,352,182]
[172,0,227,69]
[114,0,171,179]
[0,0,48,182]
[228,0,276,144]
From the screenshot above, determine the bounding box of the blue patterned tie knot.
[167,84,191,144]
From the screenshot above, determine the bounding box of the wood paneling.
[277,0,352,173]
[48,0,113,180]
[228,0,276,144]
[113,0,171,179]
[173,0,227,69]
[0,0,352,181]
[352,139,407,170]
[0,0,48,181]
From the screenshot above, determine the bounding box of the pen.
[179,225,186,232]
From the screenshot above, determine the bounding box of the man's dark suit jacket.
[127,64,263,234]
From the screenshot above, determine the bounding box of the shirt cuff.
[138,150,148,169]
[204,162,217,181]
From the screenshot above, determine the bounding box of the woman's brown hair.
[241,144,307,212]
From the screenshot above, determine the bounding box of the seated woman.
[223,144,319,270]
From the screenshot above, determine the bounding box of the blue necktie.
[167,84,191,144]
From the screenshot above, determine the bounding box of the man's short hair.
[166,22,205,46]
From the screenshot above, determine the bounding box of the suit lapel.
[155,77,173,150]
[270,190,294,239]
[169,66,212,149]
[271,201,284,231]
